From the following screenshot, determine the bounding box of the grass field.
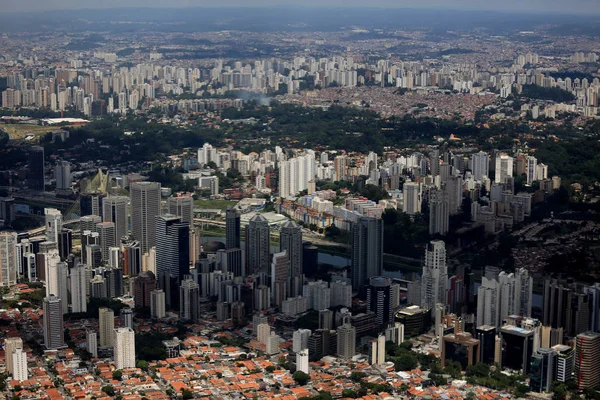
[2,124,60,140]
[194,199,238,210]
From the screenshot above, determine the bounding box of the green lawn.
[194,199,238,211]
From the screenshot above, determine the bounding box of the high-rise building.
[43,295,65,349]
[120,308,133,329]
[296,349,309,374]
[86,330,98,358]
[56,262,69,314]
[225,208,241,250]
[402,182,421,215]
[526,156,538,185]
[133,271,156,309]
[151,289,166,319]
[530,348,557,393]
[477,277,500,327]
[102,196,128,244]
[130,181,161,254]
[27,146,45,191]
[96,222,116,262]
[385,322,405,345]
[257,323,271,345]
[420,240,447,311]
[156,214,190,308]
[543,279,592,337]
[499,325,535,374]
[80,193,105,218]
[495,154,514,184]
[293,329,312,353]
[55,160,72,191]
[57,229,72,260]
[168,195,194,224]
[370,335,386,366]
[246,214,270,274]
[266,331,281,355]
[351,217,383,290]
[430,149,440,177]
[470,151,490,181]
[123,241,142,276]
[552,344,574,383]
[366,276,392,328]
[114,328,136,370]
[11,348,27,382]
[441,332,481,369]
[270,251,289,307]
[429,187,449,235]
[475,325,497,365]
[99,307,115,348]
[5,337,23,375]
[180,276,199,321]
[71,264,88,313]
[0,231,17,287]
[575,331,600,390]
[337,318,356,360]
[45,208,62,243]
[280,221,303,295]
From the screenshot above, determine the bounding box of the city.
[0,3,600,400]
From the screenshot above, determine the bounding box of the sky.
[2,0,600,14]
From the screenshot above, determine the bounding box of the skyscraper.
[0,231,17,287]
[530,348,557,393]
[44,208,62,243]
[367,276,393,328]
[575,331,600,390]
[420,240,448,311]
[133,271,156,309]
[337,317,356,360]
[429,187,449,235]
[495,154,514,184]
[71,263,87,314]
[114,328,136,370]
[168,195,194,224]
[271,251,289,307]
[130,181,161,254]
[55,160,72,191]
[99,307,115,348]
[402,182,421,215]
[280,220,303,295]
[180,276,199,321]
[56,262,69,314]
[102,196,128,244]
[470,151,490,182]
[351,217,383,290]
[225,208,241,250]
[477,277,500,327]
[246,214,270,274]
[86,330,98,358]
[5,337,23,375]
[27,145,45,191]
[430,149,440,177]
[120,308,133,329]
[96,222,116,262]
[43,295,65,349]
[11,348,27,382]
[151,289,166,319]
[156,214,190,308]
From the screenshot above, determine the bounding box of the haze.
[4,0,600,14]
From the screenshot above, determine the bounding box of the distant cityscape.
[0,7,600,400]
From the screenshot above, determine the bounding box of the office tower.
[114,328,136,370]
[296,349,309,374]
[280,220,303,295]
[575,331,600,390]
[120,308,133,329]
[441,332,481,369]
[552,344,574,383]
[123,241,141,276]
[57,229,72,260]
[86,330,98,358]
[151,289,166,319]
[351,217,383,290]
[246,214,270,275]
[257,323,271,344]
[133,271,156,309]
[331,278,352,308]
[515,268,533,317]
[55,160,71,190]
[96,222,116,262]
[81,215,102,234]
[475,325,497,365]
[471,151,490,181]
[11,348,27,382]
[130,181,161,254]
[168,195,194,224]
[102,196,128,244]
[156,215,190,308]
[499,325,535,374]
[370,335,386,366]
[420,240,447,311]
[543,279,592,337]
[402,182,421,215]
[337,318,356,360]
[44,208,62,243]
[266,331,281,355]
[525,156,538,185]
[252,314,268,335]
[430,149,440,177]
[0,231,17,287]
[293,329,312,353]
[0,197,15,225]
[303,281,331,311]
[366,276,392,328]
[44,245,61,298]
[429,187,449,235]
[5,337,23,375]
[584,283,600,333]
[99,307,115,347]
[27,145,45,191]
[180,276,199,321]
[43,295,65,349]
[80,193,105,218]
[189,225,202,267]
[70,264,87,314]
[385,322,405,345]
[56,262,69,314]
[216,247,243,277]
[271,251,289,307]
[495,154,514,184]
[477,277,501,327]
[530,348,557,393]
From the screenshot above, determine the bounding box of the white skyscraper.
[5,337,23,375]
[0,231,17,287]
[71,264,87,314]
[477,277,500,327]
[87,330,98,358]
[44,247,60,298]
[257,323,271,345]
[337,319,356,360]
[151,289,166,319]
[526,156,538,185]
[495,154,514,184]
[114,328,136,369]
[266,332,281,355]
[43,295,65,349]
[420,241,448,311]
[99,307,115,347]
[370,335,386,366]
[470,151,490,182]
[403,182,421,215]
[293,329,312,353]
[11,348,27,382]
[44,208,63,243]
[296,349,309,374]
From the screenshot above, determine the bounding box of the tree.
[136,360,149,371]
[350,371,367,382]
[102,385,115,396]
[292,371,310,385]
[182,389,194,399]
[394,354,418,371]
[112,370,122,381]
